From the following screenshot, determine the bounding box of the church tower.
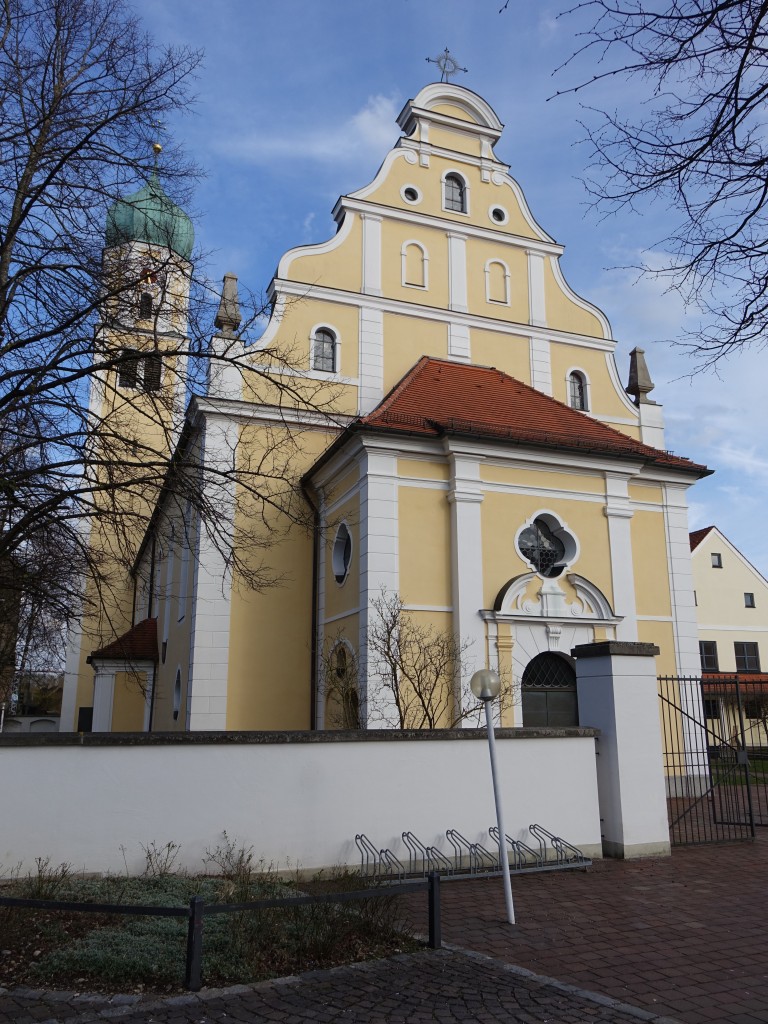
[59,159,195,732]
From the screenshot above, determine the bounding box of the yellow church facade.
[60,82,710,734]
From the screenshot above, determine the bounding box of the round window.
[489,205,508,224]
[401,185,421,204]
[332,523,352,584]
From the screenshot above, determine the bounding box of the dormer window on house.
[569,371,588,411]
[118,349,162,392]
[312,327,337,373]
[443,173,467,213]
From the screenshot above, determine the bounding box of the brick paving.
[0,950,675,1024]
[431,833,768,1024]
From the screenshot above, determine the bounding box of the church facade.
[60,82,710,734]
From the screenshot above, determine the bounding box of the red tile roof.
[690,526,715,551]
[703,674,768,695]
[355,357,710,475]
[89,618,158,663]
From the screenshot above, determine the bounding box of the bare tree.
[0,0,339,667]
[527,1,768,365]
[366,591,513,729]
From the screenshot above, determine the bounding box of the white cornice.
[271,277,616,353]
[334,195,562,256]
[191,395,353,432]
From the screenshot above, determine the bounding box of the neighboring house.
[690,525,768,749]
[60,81,711,734]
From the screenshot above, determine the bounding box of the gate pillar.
[572,640,670,859]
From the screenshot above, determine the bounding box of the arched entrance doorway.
[521,652,578,727]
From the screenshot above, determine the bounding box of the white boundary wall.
[0,731,601,875]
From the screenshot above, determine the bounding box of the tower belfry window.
[139,292,154,319]
[118,349,163,392]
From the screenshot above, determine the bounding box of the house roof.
[89,618,158,663]
[313,357,710,477]
[703,674,768,696]
[690,526,715,551]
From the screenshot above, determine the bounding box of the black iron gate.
[658,675,768,844]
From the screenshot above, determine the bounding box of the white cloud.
[216,95,399,170]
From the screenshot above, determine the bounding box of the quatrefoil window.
[516,513,578,579]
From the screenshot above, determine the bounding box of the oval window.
[332,524,352,584]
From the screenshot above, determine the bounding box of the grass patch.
[0,837,417,993]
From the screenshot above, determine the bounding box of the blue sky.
[138,0,768,577]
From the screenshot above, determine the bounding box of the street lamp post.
[470,668,515,925]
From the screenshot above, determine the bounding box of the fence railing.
[0,873,442,991]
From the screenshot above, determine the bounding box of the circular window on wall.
[332,523,352,585]
[401,185,421,205]
[516,514,577,579]
[489,205,508,225]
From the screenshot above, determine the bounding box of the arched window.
[312,327,337,373]
[443,173,467,213]
[521,653,578,727]
[139,292,154,319]
[485,259,510,304]
[568,371,588,411]
[325,642,360,729]
[402,241,428,288]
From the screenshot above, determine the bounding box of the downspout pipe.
[301,481,320,731]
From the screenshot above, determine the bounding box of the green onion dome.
[105,172,194,260]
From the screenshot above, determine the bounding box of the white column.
[358,447,399,725]
[92,665,117,732]
[604,473,638,641]
[358,305,384,414]
[527,251,546,327]
[574,640,670,859]
[447,449,486,677]
[638,401,665,449]
[447,232,468,313]
[187,414,236,730]
[361,213,382,296]
[529,335,552,395]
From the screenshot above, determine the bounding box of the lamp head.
[470,668,501,702]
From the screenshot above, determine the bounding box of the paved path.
[432,834,768,1024]
[0,949,676,1024]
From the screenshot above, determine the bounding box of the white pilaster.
[92,665,117,732]
[447,232,468,313]
[187,414,237,731]
[662,481,708,782]
[358,446,400,725]
[361,213,382,296]
[448,322,471,361]
[604,473,638,641]
[446,448,486,677]
[208,335,244,402]
[527,251,546,327]
[358,305,384,415]
[663,483,700,677]
[529,335,552,395]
